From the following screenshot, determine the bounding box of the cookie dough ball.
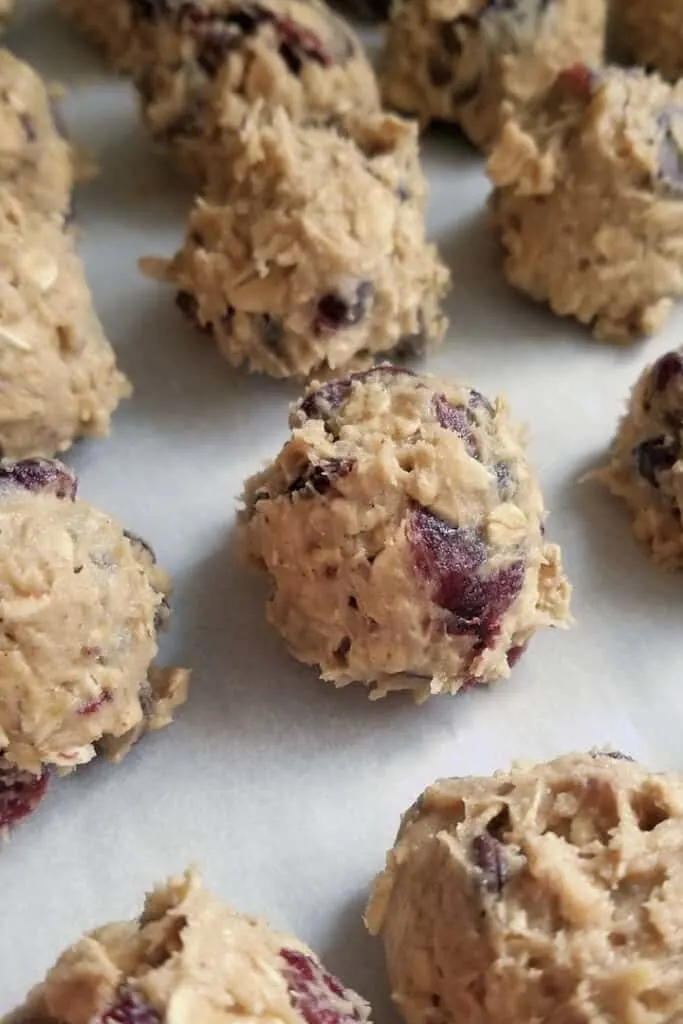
[142,109,448,379]
[11,868,372,1023]
[366,751,683,1024]
[613,0,683,84]
[595,348,683,567]
[0,191,130,458]
[240,366,571,699]
[133,0,381,180]
[380,0,606,149]
[58,0,159,73]
[488,65,683,342]
[0,50,74,220]
[0,457,189,832]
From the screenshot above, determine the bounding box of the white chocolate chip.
[22,250,58,292]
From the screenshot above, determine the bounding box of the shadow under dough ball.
[9,867,372,1023]
[612,0,683,83]
[488,64,683,342]
[380,0,606,149]
[0,458,188,833]
[366,751,683,1024]
[240,365,571,700]
[132,0,380,180]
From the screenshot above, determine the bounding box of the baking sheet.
[3,0,683,1011]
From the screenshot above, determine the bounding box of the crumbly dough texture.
[0,190,130,458]
[0,49,74,220]
[595,349,683,568]
[11,868,372,1024]
[366,751,683,1024]
[58,0,157,74]
[0,462,189,779]
[380,0,606,149]
[133,0,381,180]
[142,108,448,379]
[612,0,683,83]
[488,65,683,342]
[240,366,571,699]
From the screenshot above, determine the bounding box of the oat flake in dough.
[9,867,372,1024]
[241,366,571,699]
[366,751,683,1024]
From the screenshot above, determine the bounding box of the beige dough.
[0,49,74,221]
[594,348,683,568]
[133,0,380,180]
[58,0,159,74]
[240,366,571,700]
[10,867,372,1024]
[0,457,188,830]
[0,190,130,458]
[142,108,448,379]
[366,751,683,1024]
[380,0,606,150]
[612,0,683,83]
[488,65,683,342]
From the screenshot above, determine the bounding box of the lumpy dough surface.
[0,459,188,829]
[59,0,159,74]
[0,191,130,458]
[240,366,571,699]
[380,0,606,150]
[613,0,683,83]
[133,0,380,180]
[596,348,683,568]
[488,65,683,342]
[142,109,448,379]
[366,752,683,1024]
[0,49,74,220]
[10,867,372,1024]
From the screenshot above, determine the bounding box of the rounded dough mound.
[240,366,571,699]
[380,0,606,150]
[59,0,158,73]
[612,0,683,83]
[366,751,683,1024]
[0,49,74,220]
[133,0,381,180]
[142,110,448,379]
[0,458,188,829]
[0,191,130,458]
[11,867,372,1024]
[488,65,683,342]
[595,348,683,568]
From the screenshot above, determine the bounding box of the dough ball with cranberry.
[142,108,448,379]
[240,366,571,699]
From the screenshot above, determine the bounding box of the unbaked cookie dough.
[10,867,372,1023]
[59,0,160,74]
[366,751,683,1024]
[0,191,130,458]
[595,348,683,567]
[0,457,188,832]
[0,49,74,220]
[612,0,683,83]
[142,109,448,379]
[488,64,683,342]
[380,0,606,149]
[133,0,381,180]
[240,366,571,699]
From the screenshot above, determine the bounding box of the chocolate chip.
[634,436,679,487]
[471,831,508,894]
[315,280,374,333]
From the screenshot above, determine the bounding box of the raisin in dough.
[59,0,160,74]
[240,366,571,699]
[0,191,130,458]
[10,867,372,1024]
[133,0,381,180]
[612,0,683,83]
[380,0,606,150]
[0,458,189,832]
[141,109,448,379]
[595,349,683,568]
[0,49,74,220]
[489,65,683,342]
[367,752,683,1024]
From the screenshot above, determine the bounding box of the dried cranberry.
[288,458,354,496]
[471,831,508,894]
[100,987,162,1024]
[298,365,414,421]
[634,436,680,487]
[555,63,598,101]
[653,351,683,391]
[0,759,49,829]
[272,15,333,71]
[0,458,77,500]
[506,642,527,667]
[432,394,477,457]
[78,690,113,715]
[280,948,365,1024]
[315,281,374,334]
